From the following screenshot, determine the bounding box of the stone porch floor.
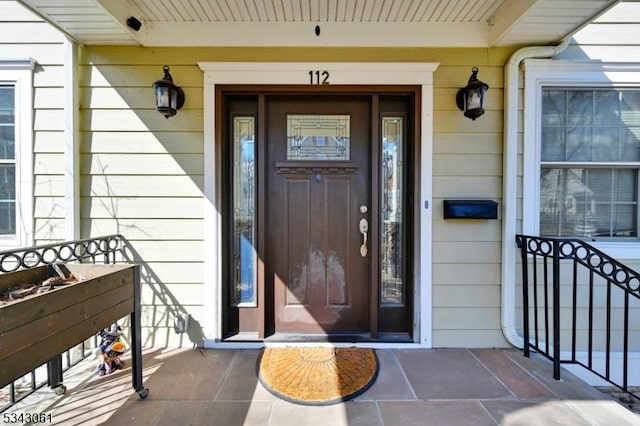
[4,347,640,425]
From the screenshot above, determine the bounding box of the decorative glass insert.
[381,117,404,306]
[232,116,256,306]
[0,85,15,236]
[287,114,350,160]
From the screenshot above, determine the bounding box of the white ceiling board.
[15,0,618,47]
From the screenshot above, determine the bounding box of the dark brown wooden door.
[267,96,371,333]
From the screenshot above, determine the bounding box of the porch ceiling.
[17,0,619,47]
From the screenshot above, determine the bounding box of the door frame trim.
[199,62,438,348]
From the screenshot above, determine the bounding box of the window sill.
[589,241,640,261]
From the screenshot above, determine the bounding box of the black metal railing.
[517,234,640,398]
[0,234,124,273]
[0,234,126,413]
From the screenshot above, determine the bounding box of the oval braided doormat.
[257,347,379,405]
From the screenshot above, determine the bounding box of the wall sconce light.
[152,65,185,118]
[456,66,489,120]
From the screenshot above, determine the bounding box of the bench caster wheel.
[138,387,149,399]
[54,385,66,396]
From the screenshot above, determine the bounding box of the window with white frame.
[0,84,17,235]
[0,60,34,248]
[523,61,640,254]
[540,88,640,239]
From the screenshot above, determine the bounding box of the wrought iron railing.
[0,234,124,272]
[516,234,640,399]
[0,234,126,413]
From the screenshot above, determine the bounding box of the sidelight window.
[381,117,405,306]
[232,116,257,306]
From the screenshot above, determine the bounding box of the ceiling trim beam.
[488,0,540,46]
[15,0,83,45]
[95,0,143,45]
[141,21,490,47]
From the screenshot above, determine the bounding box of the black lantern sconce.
[456,66,489,120]
[152,65,185,118]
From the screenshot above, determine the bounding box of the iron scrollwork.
[0,234,123,273]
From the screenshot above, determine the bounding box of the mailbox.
[443,199,498,219]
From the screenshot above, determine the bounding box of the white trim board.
[562,351,640,387]
[0,59,35,249]
[198,62,438,348]
[142,22,488,47]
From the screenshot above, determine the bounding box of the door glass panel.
[232,116,256,306]
[286,114,350,160]
[381,117,404,306]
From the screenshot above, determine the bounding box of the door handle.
[359,218,368,257]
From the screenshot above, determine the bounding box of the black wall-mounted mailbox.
[443,199,498,219]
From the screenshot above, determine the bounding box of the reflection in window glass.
[540,89,640,238]
[540,168,637,237]
[542,90,640,162]
[287,115,350,160]
[0,86,15,236]
[232,117,256,305]
[381,117,404,306]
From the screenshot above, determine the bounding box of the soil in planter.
[0,266,82,306]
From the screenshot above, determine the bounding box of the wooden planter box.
[0,263,146,397]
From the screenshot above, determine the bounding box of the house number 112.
[309,70,330,85]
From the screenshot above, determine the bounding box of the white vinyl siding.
[561,2,640,62]
[77,46,510,347]
[1,0,514,348]
[79,55,205,346]
[0,1,65,246]
[522,77,640,361]
[432,62,505,347]
[516,8,640,363]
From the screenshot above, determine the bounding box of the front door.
[222,88,416,341]
[266,96,371,333]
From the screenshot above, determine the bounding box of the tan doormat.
[257,347,379,405]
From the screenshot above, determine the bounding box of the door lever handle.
[359,218,368,257]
